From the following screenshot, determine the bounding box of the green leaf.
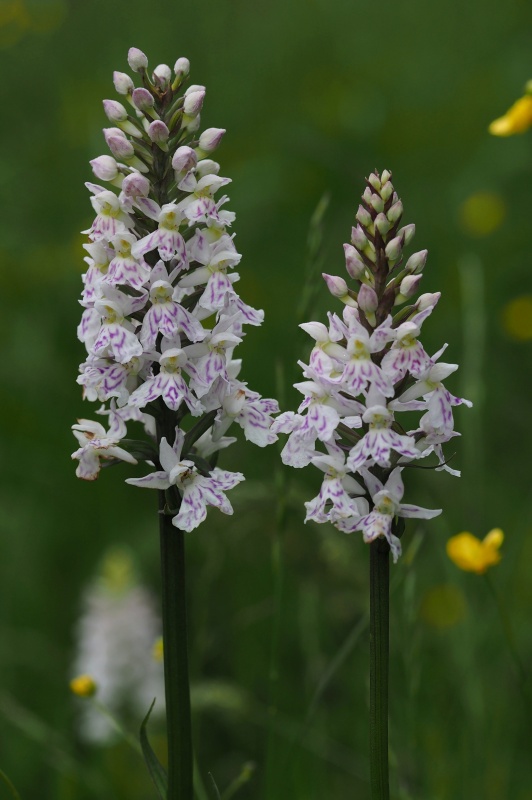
[0,767,21,799]
[140,700,168,800]
[207,773,222,800]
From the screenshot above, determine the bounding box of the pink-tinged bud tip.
[103,99,128,122]
[121,172,150,198]
[127,47,148,72]
[174,57,190,78]
[131,87,155,111]
[323,273,348,297]
[152,64,171,87]
[343,243,365,280]
[113,71,134,95]
[198,127,226,153]
[103,127,134,160]
[398,274,422,299]
[172,145,197,173]
[183,89,205,117]
[404,249,428,274]
[148,120,169,143]
[357,284,378,313]
[417,292,441,311]
[90,155,119,181]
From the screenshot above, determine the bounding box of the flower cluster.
[71,47,279,531]
[272,170,471,561]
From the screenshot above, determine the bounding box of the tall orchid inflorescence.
[272,170,471,562]
[71,48,279,530]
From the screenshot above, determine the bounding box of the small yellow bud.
[446,529,504,574]
[153,636,164,662]
[489,94,532,137]
[69,674,97,697]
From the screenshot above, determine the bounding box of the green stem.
[159,498,193,799]
[369,538,390,800]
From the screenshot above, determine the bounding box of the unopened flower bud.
[121,172,150,198]
[404,249,427,274]
[196,159,220,178]
[355,204,371,228]
[128,47,148,73]
[322,274,357,307]
[374,213,391,236]
[183,89,205,117]
[362,187,373,204]
[358,283,378,313]
[416,291,440,312]
[104,127,134,160]
[370,194,384,214]
[351,225,368,250]
[397,223,415,246]
[380,181,394,201]
[385,235,403,262]
[103,99,128,122]
[197,127,226,154]
[148,120,169,143]
[132,87,155,112]
[387,200,403,224]
[174,57,190,79]
[396,274,422,303]
[367,173,381,191]
[152,63,171,88]
[113,71,134,95]
[172,145,197,174]
[90,155,119,181]
[381,169,392,184]
[344,244,366,279]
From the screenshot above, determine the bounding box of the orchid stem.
[369,537,390,800]
[159,485,193,799]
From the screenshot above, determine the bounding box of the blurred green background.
[1,0,532,797]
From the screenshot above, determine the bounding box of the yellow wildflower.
[153,636,164,662]
[489,92,532,136]
[502,295,532,341]
[446,529,504,574]
[69,674,97,697]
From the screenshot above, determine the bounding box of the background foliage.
[1,0,532,797]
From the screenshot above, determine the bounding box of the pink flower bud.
[103,99,128,122]
[132,87,155,112]
[384,235,403,261]
[198,127,226,153]
[174,57,190,79]
[358,284,378,313]
[374,213,391,236]
[171,145,197,174]
[195,159,220,178]
[121,172,150,198]
[90,155,119,181]
[387,200,403,224]
[397,223,415,246]
[148,120,169,143]
[416,292,440,312]
[404,249,427,274]
[128,47,148,72]
[183,89,205,117]
[351,225,368,250]
[343,244,365,279]
[152,64,171,88]
[356,204,372,227]
[113,71,134,95]
[323,273,348,297]
[103,127,134,160]
[398,274,422,299]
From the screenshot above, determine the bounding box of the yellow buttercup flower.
[489,92,532,136]
[69,674,97,697]
[152,636,164,662]
[446,529,503,574]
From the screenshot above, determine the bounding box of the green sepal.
[140,700,168,800]
[183,410,217,455]
[0,768,21,800]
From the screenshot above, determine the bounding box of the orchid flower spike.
[272,170,471,562]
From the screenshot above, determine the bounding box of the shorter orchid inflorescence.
[272,170,471,561]
[71,48,279,531]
